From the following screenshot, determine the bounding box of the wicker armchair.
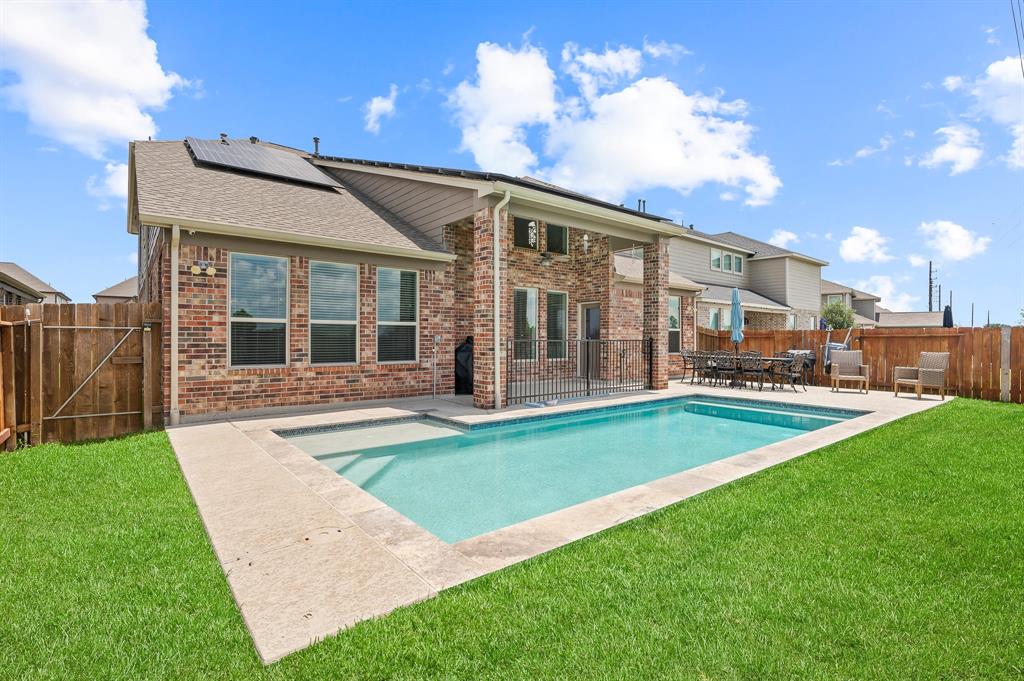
[830,350,869,394]
[894,352,950,400]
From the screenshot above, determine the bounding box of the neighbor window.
[827,294,843,305]
[733,255,743,273]
[377,268,418,362]
[786,313,798,330]
[723,253,732,272]
[719,307,732,331]
[710,249,722,271]
[514,217,539,249]
[513,287,538,359]
[668,296,681,353]
[709,308,720,330]
[546,224,568,255]
[309,261,358,364]
[546,291,568,359]
[229,253,288,366]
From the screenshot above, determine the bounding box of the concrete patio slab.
[168,383,948,664]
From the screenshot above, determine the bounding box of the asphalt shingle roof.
[696,283,790,311]
[612,254,702,291]
[133,141,449,255]
[0,262,66,297]
[93,276,138,298]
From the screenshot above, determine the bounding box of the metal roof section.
[185,136,341,189]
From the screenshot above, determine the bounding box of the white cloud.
[919,124,983,175]
[877,101,895,118]
[854,134,894,159]
[907,254,928,267]
[942,75,964,92]
[968,56,1024,169]
[449,42,557,175]
[129,251,139,265]
[918,220,990,261]
[983,26,999,45]
[719,191,737,201]
[85,161,129,210]
[562,43,644,101]
[902,129,916,139]
[450,41,781,206]
[442,61,455,76]
[642,38,691,61]
[839,226,894,263]
[855,275,919,311]
[364,84,398,134]
[768,229,799,248]
[0,0,185,159]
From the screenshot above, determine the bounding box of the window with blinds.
[546,291,567,359]
[310,261,358,364]
[229,253,288,366]
[546,224,568,254]
[513,287,538,359]
[668,296,681,353]
[377,268,417,362]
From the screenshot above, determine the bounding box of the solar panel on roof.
[184,137,341,188]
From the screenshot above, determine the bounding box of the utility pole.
[928,261,934,312]
[938,284,942,311]
[971,302,974,327]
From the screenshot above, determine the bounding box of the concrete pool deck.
[167,384,947,663]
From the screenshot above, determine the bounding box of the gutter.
[169,224,180,425]
[492,191,511,410]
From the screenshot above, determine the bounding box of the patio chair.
[714,352,739,387]
[690,352,709,385]
[830,350,869,394]
[776,354,807,392]
[893,352,950,400]
[740,351,767,391]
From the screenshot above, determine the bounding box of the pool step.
[684,400,842,431]
[339,454,397,487]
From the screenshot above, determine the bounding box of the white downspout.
[492,191,511,410]
[169,224,181,425]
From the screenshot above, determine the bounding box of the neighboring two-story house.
[820,279,880,327]
[0,262,70,305]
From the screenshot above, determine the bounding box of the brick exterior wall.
[696,302,790,331]
[643,238,669,390]
[611,284,696,378]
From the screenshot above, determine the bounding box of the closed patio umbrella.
[730,288,744,386]
[943,305,954,328]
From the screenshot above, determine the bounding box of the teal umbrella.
[730,288,744,386]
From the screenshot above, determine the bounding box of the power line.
[1013,0,1024,80]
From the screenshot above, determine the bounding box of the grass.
[2,399,1022,679]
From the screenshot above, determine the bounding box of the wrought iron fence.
[506,338,652,405]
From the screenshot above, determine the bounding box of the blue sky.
[1,1,1021,323]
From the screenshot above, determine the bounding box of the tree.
[821,300,855,329]
[1019,308,1023,325]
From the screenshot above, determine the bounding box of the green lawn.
[2,399,1022,679]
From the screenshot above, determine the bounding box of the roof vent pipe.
[219,133,228,144]
[313,137,320,156]
[249,136,258,144]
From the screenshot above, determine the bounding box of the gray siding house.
[820,279,881,327]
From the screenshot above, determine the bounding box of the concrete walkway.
[168,383,946,663]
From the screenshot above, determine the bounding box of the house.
[0,262,70,304]
[875,311,945,328]
[0,268,43,305]
[820,278,880,327]
[128,136,829,422]
[93,276,139,304]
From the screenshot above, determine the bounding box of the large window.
[377,268,418,362]
[668,296,681,353]
[310,261,358,364]
[786,313,798,330]
[513,287,538,359]
[709,308,720,330]
[546,224,568,255]
[710,248,743,274]
[826,294,844,305]
[546,291,567,359]
[229,253,288,366]
[734,255,743,273]
[514,217,539,249]
[710,249,722,271]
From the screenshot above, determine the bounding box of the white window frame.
[545,289,568,360]
[710,249,722,271]
[826,294,844,305]
[786,313,798,330]
[227,252,289,369]
[376,267,419,364]
[668,295,682,354]
[308,260,359,366]
[733,255,743,273]
[513,286,539,361]
[720,307,732,331]
[709,307,720,330]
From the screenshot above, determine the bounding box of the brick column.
[472,206,507,409]
[643,237,669,390]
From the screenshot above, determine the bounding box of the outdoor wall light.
[540,251,553,267]
[582,233,590,254]
[190,260,217,276]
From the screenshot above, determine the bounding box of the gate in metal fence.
[506,338,652,405]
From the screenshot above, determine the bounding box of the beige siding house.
[93,276,138,304]
[0,262,70,304]
[820,279,881,327]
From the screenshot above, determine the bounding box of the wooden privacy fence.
[0,303,163,447]
[697,326,1024,403]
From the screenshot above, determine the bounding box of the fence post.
[29,306,42,445]
[142,322,153,429]
[1000,326,1011,403]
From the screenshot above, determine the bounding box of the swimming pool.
[282,396,864,543]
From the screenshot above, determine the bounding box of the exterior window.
[826,294,843,305]
[734,255,743,273]
[546,224,568,255]
[709,308,720,330]
[229,253,288,366]
[710,249,722,271]
[377,268,418,362]
[546,291,568,359]
[811,316,818,330]
[786,313,797,330]
[723,253,732,271]
[720,307,732,331]
[668,296,681,353]
[514,217,539,249]
[513,287,538,359]
[309,261,358,364]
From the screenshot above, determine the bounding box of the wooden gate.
[0,303,163,446]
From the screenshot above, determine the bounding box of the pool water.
[284,397,860,543]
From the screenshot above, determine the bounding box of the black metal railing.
[506,338,653,405]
